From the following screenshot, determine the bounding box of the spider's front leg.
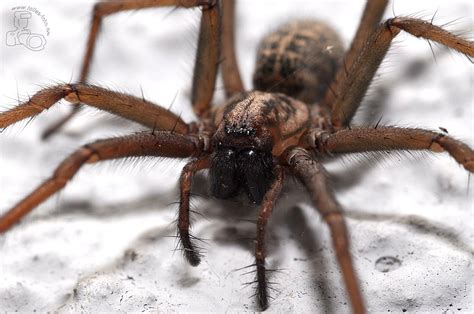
[178,157,210,265]
[0,132,206,233]
[42,0,222,138]
[305,127,474,172]
[0,83,188,134]
[253,166,284,310]
[177,160,286,310]
[284,148,365,314]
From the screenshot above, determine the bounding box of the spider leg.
[221,0,244,97]
[325,17,474,129]
[0,83,189,134]
[0,131,205,233]
[254,166,284,311]
[82,0,218,84]
[323,0,388,109]
[42,0,219,138]
[191,0,220,116]
[285,147,365,314]
[178,157,210,266]
[305,127,474,172]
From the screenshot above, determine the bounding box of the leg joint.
[305,129,330,155]
[283,147,314,168]
[430,133,446,153]
[179,0,216,9]
[383,18,401,35]
[187,134,211,156]
[63,83,81,103]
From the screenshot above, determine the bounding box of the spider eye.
[244,149,255,156]
[223,149,234,157]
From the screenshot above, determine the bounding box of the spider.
[0,0,473,312]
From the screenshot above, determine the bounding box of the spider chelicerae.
[0,0,473,312]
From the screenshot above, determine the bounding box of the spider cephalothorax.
[210,90,313,203]
[0,0,473,312]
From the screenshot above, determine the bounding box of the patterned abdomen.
[253,20,344,104]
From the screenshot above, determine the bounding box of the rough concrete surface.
[0,0,473,313]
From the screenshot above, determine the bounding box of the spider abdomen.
[253,20,344,104]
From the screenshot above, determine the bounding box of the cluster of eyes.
[225,125,256,136]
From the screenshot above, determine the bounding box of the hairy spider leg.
[323,0,388,111]
[254,166,284,310]
[0,83,189,134]
[304,127,474,172]
[42,0,222,138]
[178,157,210,266]
[326,15,474,129]
[286,147,365,314]
[0,132,205,233]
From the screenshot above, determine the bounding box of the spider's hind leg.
[221,0,244,97]
[326,15,474,129]
[322,0,388,111]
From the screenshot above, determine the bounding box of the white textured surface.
[0,0,473,313]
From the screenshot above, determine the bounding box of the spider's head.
[209,91,277,204]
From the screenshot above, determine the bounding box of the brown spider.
[0,0,473,312]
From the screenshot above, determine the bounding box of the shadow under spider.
[347,210,474,256]
[49,161,471,312]
[284,205,337,313]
